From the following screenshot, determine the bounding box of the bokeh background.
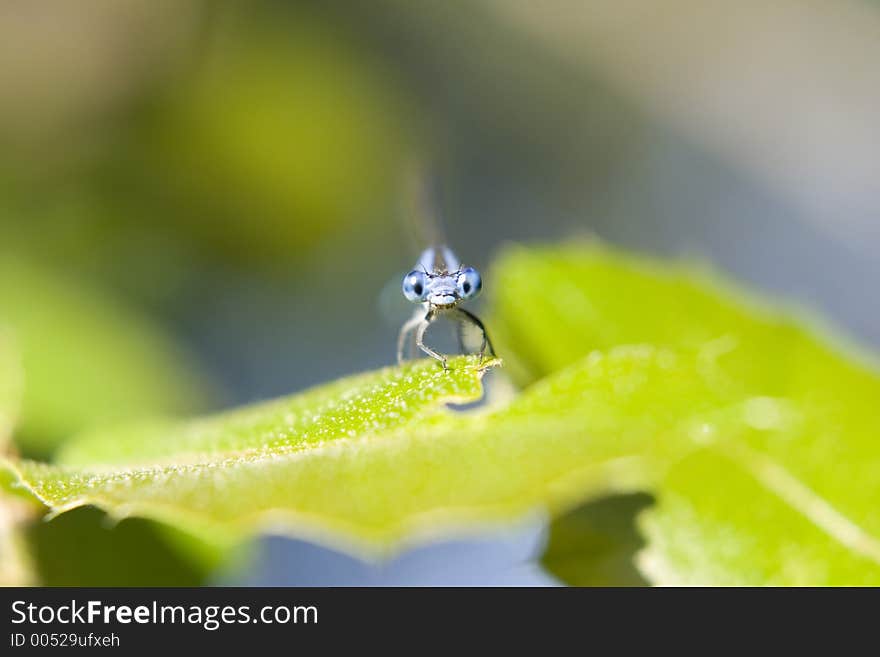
[2,0,878,585]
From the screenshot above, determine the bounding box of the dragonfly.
[397,246,495,369]
[396,170,495,369]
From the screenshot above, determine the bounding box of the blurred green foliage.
[0,254,210,458]
[140,8,410,265]
[0,3,411,273]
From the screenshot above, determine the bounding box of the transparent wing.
[452,308,494,357]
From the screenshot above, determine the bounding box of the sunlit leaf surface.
[4,358,497,552]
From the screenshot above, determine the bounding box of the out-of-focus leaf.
[542,494,652,586]
[0,254,210,457]
[491,243,880,584]
[638,449,880,585]
[490,243,805,388]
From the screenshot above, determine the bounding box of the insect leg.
[415,309,448,370]
[397,310,427,364]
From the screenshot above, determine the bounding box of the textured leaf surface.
[2,344,721,555]
[4,358,497,552]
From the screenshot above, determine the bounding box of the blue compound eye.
[457,267,482,299]
[402,270,428,302]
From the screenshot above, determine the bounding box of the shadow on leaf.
[542,493,654,586]
[25,507,236,587]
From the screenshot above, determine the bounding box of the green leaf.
[491,243,880,585]
[638,449,880,585]
[0,254,211,456]
[3,357,498,553]
[2,345,711,556]
[489,243,813,389]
